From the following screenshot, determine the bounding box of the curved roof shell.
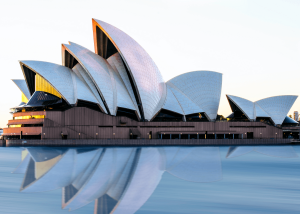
[20,60,101,108]
[226,95,254,120]
[62,42,116,114]
[92,19,167,121]
[256,95,298,125]
[12,79,31,100]
[282,116,298,124]
[167,71,222,120]
[162,85,184,115]
[166,84,202,115]
[107,53,141,117]
[72,63,107,113]
[226,94,297,125]
[20,61,76,105]
[70,72,99,105]
[254,103,270,118]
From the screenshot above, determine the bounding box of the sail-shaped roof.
[167,71,222,120]
[226,95,254,120]
[62,42,116,114]
[92,19,167,121]
[20,61,76,105]
[226,94,297,125]
[256,96,297,125]
[12,79,31,100]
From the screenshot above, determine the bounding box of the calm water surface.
[0,145,300,214]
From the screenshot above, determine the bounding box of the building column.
[224,134,225,139]
[233,134,234,139]
[170,134,172,139]
[215,134,217,139]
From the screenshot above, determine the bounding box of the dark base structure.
[3,107,300,145]
[5,139,292,147]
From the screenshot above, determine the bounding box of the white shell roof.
[93,19,167,121]
[254,103,270,118]
[256,95,298,125]
[12,79,31,100]
[167,71,222,120]
[63,42,116,114]
[167,83,204,115]
[20,61,76,105]
[227,95,254,120]
[70,72,99,105]
[111,67,138,113]
[162,85,184,115]
[107,53,140,117]
[72,63,107,113]
[226,94,298,125]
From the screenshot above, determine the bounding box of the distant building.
[294,111,299,121]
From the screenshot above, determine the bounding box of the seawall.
[4,139,292,147]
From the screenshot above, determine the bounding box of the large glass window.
[21,93,28,103]
[14,115,45,120]
[8,124,43,128]
[8,125,22,128]
[35,74,61,98]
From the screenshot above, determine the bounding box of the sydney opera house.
[3,19,299,140]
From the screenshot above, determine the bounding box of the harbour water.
[0,145,299,214]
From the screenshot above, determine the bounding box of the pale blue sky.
[0,0,299,127]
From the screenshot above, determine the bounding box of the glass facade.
[8,125,22,128]
[14,115,45,120]
[8,124,43,128]
[21,93,28,103]
[35,74,61,98]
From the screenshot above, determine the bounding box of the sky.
[0,0,299,127]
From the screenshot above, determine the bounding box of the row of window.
[8,124,43,128]
[13,115,45,120]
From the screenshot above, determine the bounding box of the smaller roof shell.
[226,95,254,120]
[12,79,31,100]
[256,95,297,125]
[167,71,222,120]
[226,94,298,125]
[20,61,76,105]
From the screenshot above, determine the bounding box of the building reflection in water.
[13,147,222,213]
[226,146,298,158]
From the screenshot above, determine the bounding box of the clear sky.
[0,0,299,127]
